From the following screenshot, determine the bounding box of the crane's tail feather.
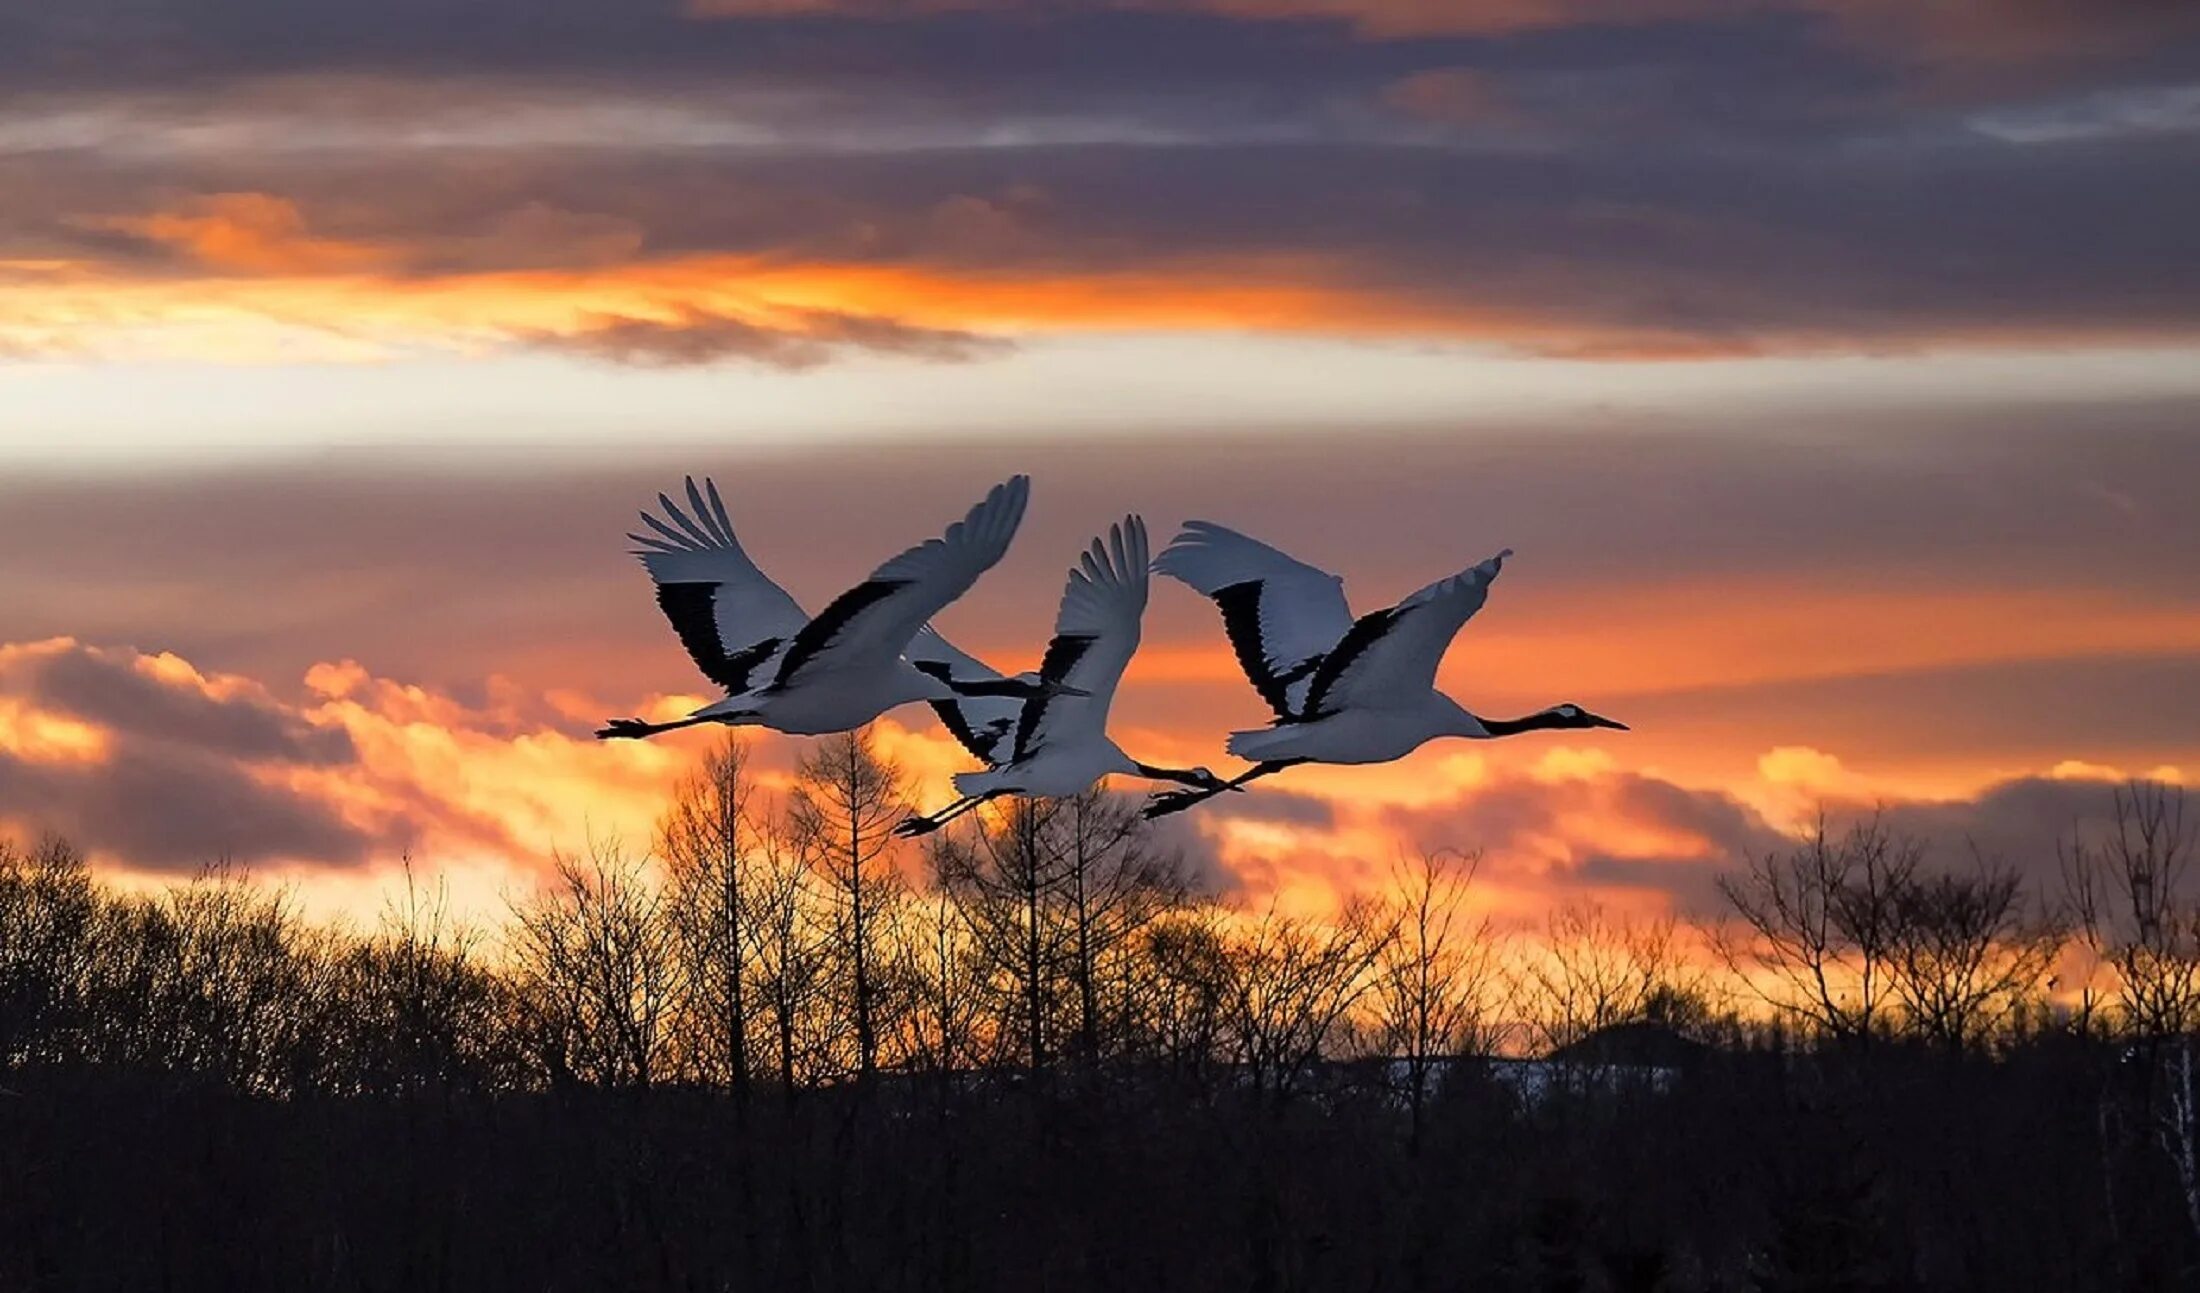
[1224,727,1298,760]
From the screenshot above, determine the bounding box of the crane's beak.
[1591,715,1629,731]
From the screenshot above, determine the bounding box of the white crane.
[1143,521,1625,817]
[892,515,1232,836]
[598,474,1076,741]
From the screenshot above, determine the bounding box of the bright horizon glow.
[8,337,2200,467]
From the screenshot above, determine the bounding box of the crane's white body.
[688,660,965,736]
[901,517,1224,832]
[1224,696,1485,765]
[605,475,1033,741]
[1146,521,1620,815]
[1153,520,1513,753]
[951,736,1144,799]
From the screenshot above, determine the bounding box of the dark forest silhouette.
[3,737,2197,1291]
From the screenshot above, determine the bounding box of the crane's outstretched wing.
[1152,521,1353,721]
[1297,548,1511,719]
[770,475,1030,689]
[629,476,808,695]
[1009,515,1149,763]
[906,626,1021,767]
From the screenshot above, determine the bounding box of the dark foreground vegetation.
[4,740,2197,1292]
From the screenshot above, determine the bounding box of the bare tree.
[742,819,833,1094]
[1526,898,1701,1054]
[333,857,516,1095]
[660,737,759,1094]
[1369,850,1508,1135]
[1219,896,1397,1098]
[934,791,1190,1075]
[1715,816,1920,1047]
[934,796,1067,1074]
[0,836,98,1068]
[789,729,911,1081]
[506,841,678,1090]
[2064,781,2200,1039]
[154,864,341,1095]
[2063,782,2200,1241]
[1057,792,1190,1069]
[897,885,985,1077]
[1133,904,1234,1085]
[1884,855,2062,1052]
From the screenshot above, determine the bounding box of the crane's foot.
[1143,788,1216,819]
[892,814,946,839]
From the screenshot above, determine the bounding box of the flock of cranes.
[597,475,1625,833]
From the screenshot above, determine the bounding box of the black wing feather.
[1009,632,1097,762]
[908,659,1006,763]
[772,579,910,688]
[1213,580,1324,721]
[927,700,1013,764]
[1297,605,1407,721]
[655,584,782,693]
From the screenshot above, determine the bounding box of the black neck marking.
[1134,762,1208,788]
[1479,710,1567,737]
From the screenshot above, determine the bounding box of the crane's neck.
[1476,706,1572,738]
[1133,760,1209,788]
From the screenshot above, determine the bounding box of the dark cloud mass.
[1373,756,2158,918]
[22,645,355,765]
[0,744,388,872]
[0,641,395,871]
[522,308,1012,369]
[0,0,2196,357]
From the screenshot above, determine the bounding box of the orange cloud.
[1434,579,2200,702]
[21,186,2195,366]
[0,240,2130,366]
[7,631,2191,944]
[85,193,393,276]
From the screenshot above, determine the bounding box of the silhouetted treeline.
[4,742,2199,1292]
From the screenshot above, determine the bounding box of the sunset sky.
[2,0,2196,926]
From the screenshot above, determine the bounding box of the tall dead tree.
[1369,850,1507,1135]
[1527,898,1700,1054]
[1883,855,2061,1052]
[506,841,677,1090]
[1715,815,1920,1048]
[2064,781,2200,1039]
[789,729,910,1081]
[660,737,758,1095]
[934,796,1068,1074]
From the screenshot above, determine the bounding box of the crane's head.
[1186,765,1237,793]
[1542,703,1628,731]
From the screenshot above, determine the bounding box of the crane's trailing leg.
[1142,759,1305,818]
[595,714,724,740]
[893,789,1010,838]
